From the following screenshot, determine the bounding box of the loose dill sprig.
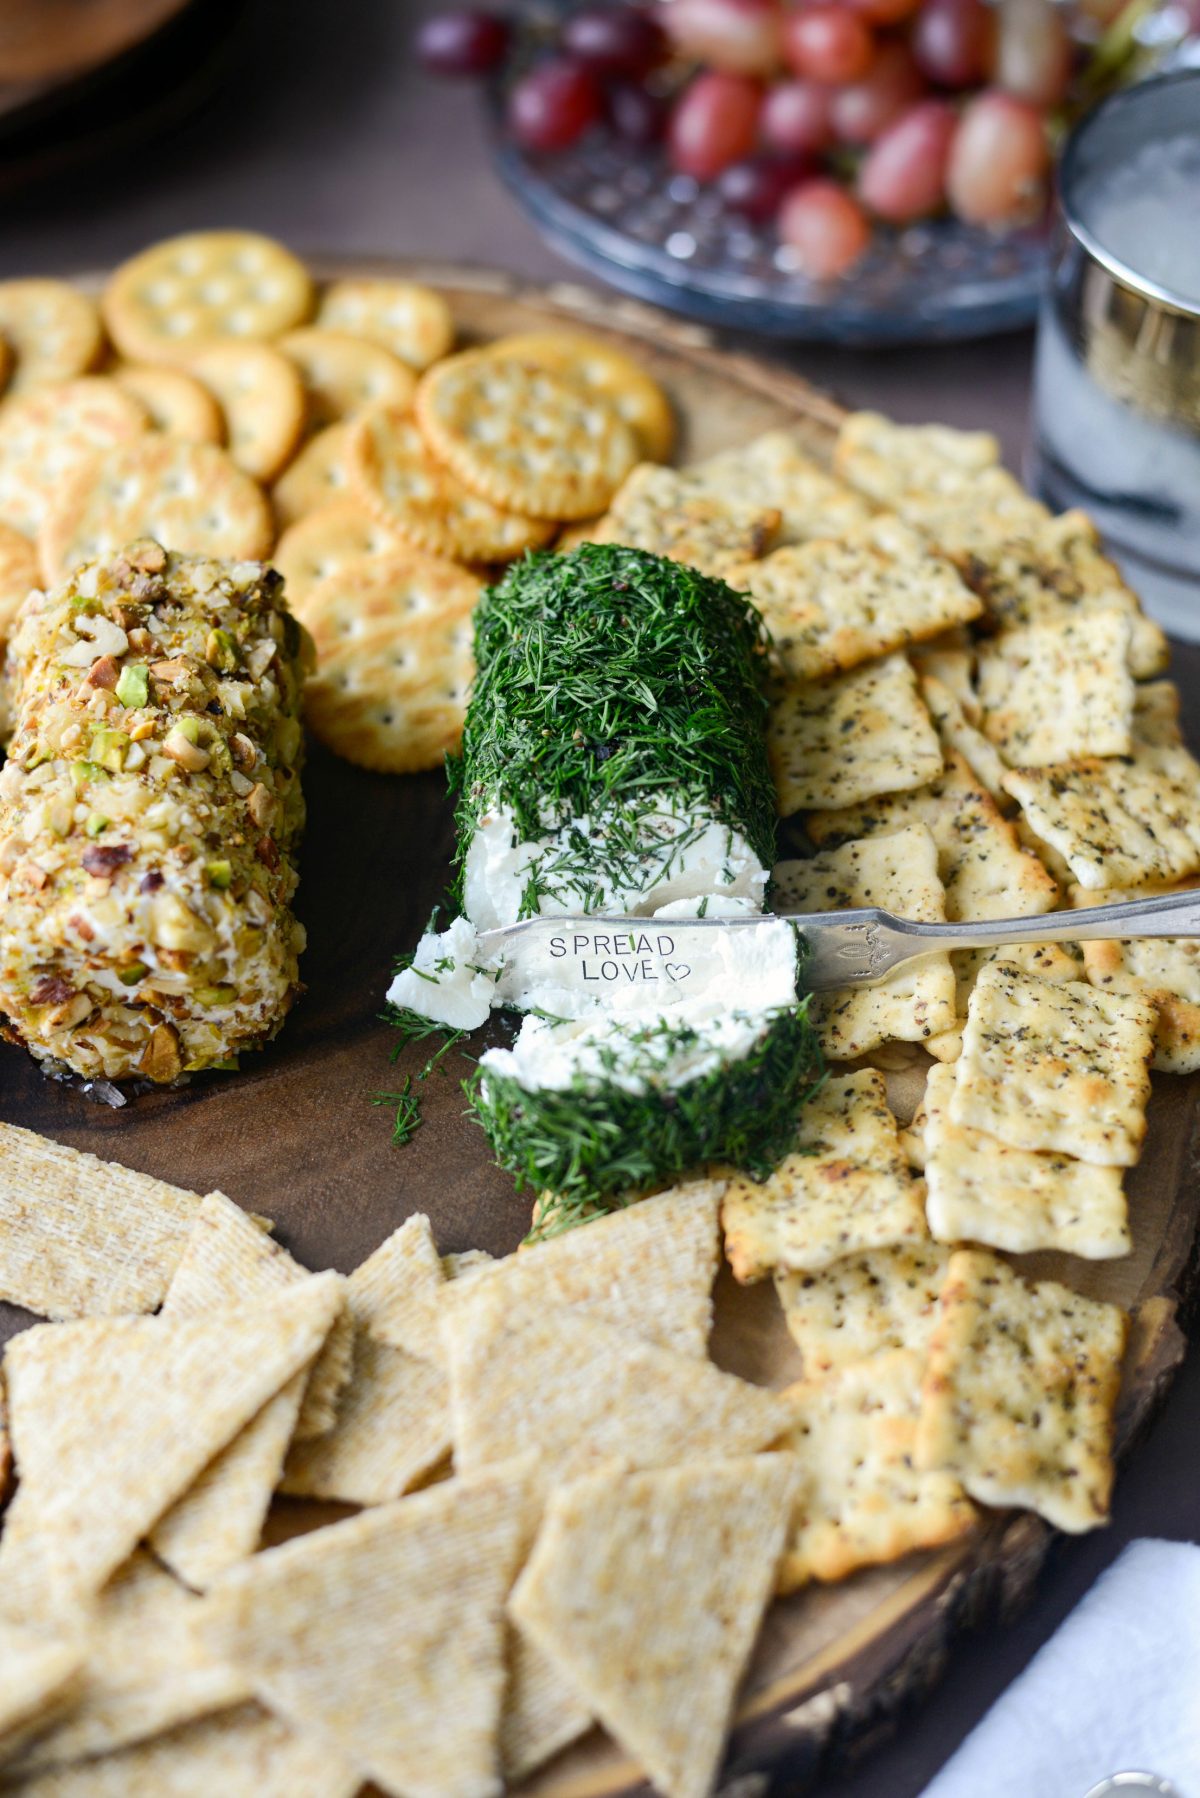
[372,1083,422,1148]
[449,545,776,916]
[468,1000,824,1233]
[376,1006,471,1144]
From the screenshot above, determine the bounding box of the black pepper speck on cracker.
[0,541,311,1083]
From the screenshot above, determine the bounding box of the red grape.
[783,6,875,83]
[761,78,834,155]
[416,8,510,76]
[668,72,763,179]
[719,154,812,219]
[779,179,872,277]
[562,6,666,76]
[993,0,1073,106]
[662,0,784,76]
[829,40,923,143]
[508,58,603,153]
[606,79,670,143]
[858,97,956,221]
[947,90,1050,223]
[841,0,921,23]
[913,0,994,87]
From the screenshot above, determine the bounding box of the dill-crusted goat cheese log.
[388,544,820,1214]
[0,540,310,1084]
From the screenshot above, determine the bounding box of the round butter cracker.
[349,406,552,563]
[278,328,416,428]
[271,421,357,532]
[190,341,307,483]
[303,551,479,773]
[415,350,639,521]
[102,230,314,365]
[0,279,103,392]
[274,499,408,616]
[316,279,454,372]
[484,329,675,462]
[0,376,150,542]
[113,364,225,443]
[0,523,39,638]
[40,437,274,585]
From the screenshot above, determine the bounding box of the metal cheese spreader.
[476,887,1200,1005]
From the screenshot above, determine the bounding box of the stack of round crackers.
[0,229,675,777]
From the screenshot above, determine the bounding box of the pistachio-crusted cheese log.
[0,541,310,1083]
[389,546,821,1218]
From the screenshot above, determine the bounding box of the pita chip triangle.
[0,1273,342,1619]
[439,1176,722,1359]
[193,1464,535,1798]
[150,1193,334,1588]
[443,1292,794,1486]
[510,1458,799,1798]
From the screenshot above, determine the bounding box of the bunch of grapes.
[417,0,1093,278]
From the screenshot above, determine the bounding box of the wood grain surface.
[0,265,1196,1797]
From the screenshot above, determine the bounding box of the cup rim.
[1059,67,1200,319]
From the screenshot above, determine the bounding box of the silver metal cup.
[1028,69,1200,639]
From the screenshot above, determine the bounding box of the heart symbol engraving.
[664,962,692,983]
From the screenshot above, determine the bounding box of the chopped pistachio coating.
[0,540,312,1082]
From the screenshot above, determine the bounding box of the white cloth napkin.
[921,1538,1200,1798]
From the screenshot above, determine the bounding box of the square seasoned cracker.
[898,467,1052,566]
[920,671,1011,804]
[832,411,1000,508]
[775,825,956,1057]
[775,1350,976,1590]
[438,1176,722,1360]
[0,1122,202,1321]
[976,609,1134,766]
[6,1552,250,1774]
[194,1466,536,1798]
[768,653,943,817]
[443,1293,793,1485]
[953,960,1155,1166]
[729,516,980,682]
[721,1070,927,1282]
[0,1620,87,1763]
[1002,740,1200,890]
[509,1457,798,1798]
[956,507,1169,679]
[924,939,1085,1065]
[1133,680,1183,748]
[916,1250,1127,1532]
[599,462,780,577]
[0,1276,342,1619]
[279,1335,450,1506]
[774,1242,951,1377]
[688,428,870,544]
[150,1192,332,1588]
[909,637,977,714]
[923,1063,1129,1257]
[804,751,1058,925]
[1072,879,1200,1074]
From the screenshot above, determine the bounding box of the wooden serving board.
[1,261,1197,1796]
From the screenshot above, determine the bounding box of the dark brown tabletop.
[0,2,1196,1790]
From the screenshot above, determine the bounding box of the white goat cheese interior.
[386,793,799,1095]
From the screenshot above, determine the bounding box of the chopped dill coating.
[470,1001,823,1224]
[450,544,776,909]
